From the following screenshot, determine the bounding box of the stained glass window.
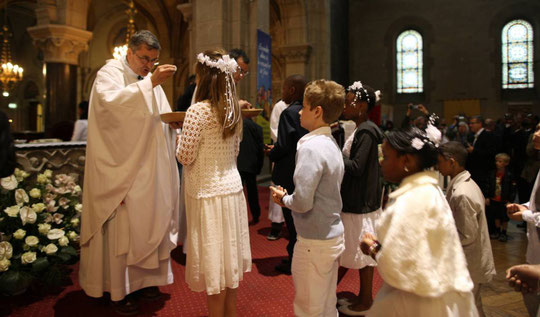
[502,20,534,89]
[397,30,423,93]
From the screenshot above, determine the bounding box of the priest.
[79,30,180,315]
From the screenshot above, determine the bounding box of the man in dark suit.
[237,114,264,225]
[466,115,497,195]
[267,74,307,274]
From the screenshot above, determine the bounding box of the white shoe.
[338,304,369,316]
[337,298,352,306]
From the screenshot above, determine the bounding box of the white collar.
[447,170,471,193]
[388,171,439,199]
[474,128,484,138]
[297,126,332,149]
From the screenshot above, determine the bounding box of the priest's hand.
[151,64,177,87]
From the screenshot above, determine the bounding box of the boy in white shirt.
[271,79,345,316]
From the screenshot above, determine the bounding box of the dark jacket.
[341,120,384,214]
[466,129,497,194]
[269,101,308,192]
[237,118,264,175]
[0,110,16,178]
[485,168,516,203]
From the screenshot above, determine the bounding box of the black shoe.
[267,229,281,241]
[111,295,139,316]
[275,262,291,275]
[135,286,162,301]
[499,233,508,242]
[249,218,260,226]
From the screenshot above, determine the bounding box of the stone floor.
[482,221,529,316]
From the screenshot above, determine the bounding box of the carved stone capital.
[177,3,193,26]
[27,24,93,65]
[279,44,312,64]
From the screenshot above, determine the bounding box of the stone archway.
[270,0,329,91]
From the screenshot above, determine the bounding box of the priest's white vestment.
[79,58,179,301]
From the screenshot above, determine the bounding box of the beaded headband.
[347,81,382,107]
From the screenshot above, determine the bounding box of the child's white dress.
[177,102,251,295]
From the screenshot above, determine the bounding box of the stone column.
[177,3,193,71]
[280,43,312,77]
[27,0,92,137]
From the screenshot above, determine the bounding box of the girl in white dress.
[360,124,478,316]
[177,49,251,317]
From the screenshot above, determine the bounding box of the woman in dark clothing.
[337,82,384,316]
[0,110,16,177]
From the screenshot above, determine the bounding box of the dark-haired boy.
[437,141,496,317]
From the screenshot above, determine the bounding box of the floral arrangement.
[0,168,81,295]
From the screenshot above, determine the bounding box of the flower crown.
[347,81,381,107]
[196,52,240,129]
[197,53,238,74]
[411,114,441,150]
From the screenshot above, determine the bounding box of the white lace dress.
[177,102,252,295]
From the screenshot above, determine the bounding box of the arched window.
[502,19,534,89]
[397,30,423,93]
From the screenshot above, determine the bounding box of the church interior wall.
[348,0,540,125]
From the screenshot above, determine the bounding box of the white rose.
[43,243,58,255]
[0,241,13,260]
[0,175,18,190]
[73,185,82,196]
[58,236,69,247]
[32,203,46,213]
[29,188,41,199]
[36,174,48,184]
[19,207,37,225]
[4,205,20,217]
[75,203,83,213]
[70,218,80,227]
[25,235,39,247]
[47,229,65,240]
[21,170,30,179]
[67,231,79,241]
[13,229,26,240]
[38,223,51,235]
[0,258,10,272]
[14,168,23,178]
[21,251,37,264]
[44,169,53,178]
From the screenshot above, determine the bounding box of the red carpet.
[0,186,382,316]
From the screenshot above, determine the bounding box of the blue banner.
[256,29,272,143]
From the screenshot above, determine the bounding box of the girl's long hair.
[194,49,242,138]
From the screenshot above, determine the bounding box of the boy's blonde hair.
[495,152,511,163]
[303,79,345,123]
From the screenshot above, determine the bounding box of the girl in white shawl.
[360,126,478,316]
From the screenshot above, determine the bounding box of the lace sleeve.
[177,103,211,165]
